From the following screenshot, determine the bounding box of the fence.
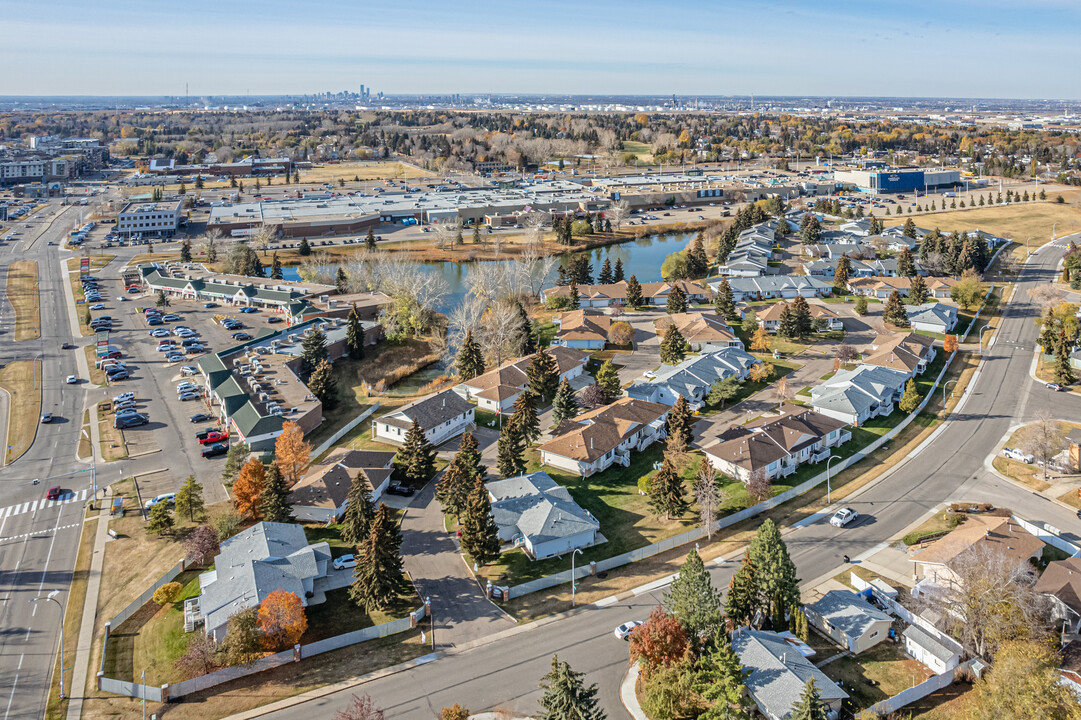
[852,575,964,661]
[862,659,975,717]
[99,677,164,703]
[1011,515,1081,558]
[310,402,381,461]
[507,351,959,599]
[107,558,186,628]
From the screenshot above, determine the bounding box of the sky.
[1,0,1079,100]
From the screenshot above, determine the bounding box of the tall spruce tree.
[513,301,537,356]
[396,418,436,486]
[496,424,526,477]
[897,246,916,277]
[350,504,404,611]
[526,347,559,401]
[903,217,917,238]
[714,277,736,319]
[686,233,709,278]
[507,390,540,445]
[666,284,688,314]
[455,329,486,381]
[307,359,338,409]
[366,226,377,250]
[747,519,800,628]
[909,274,929,305]
[694,633,752,720]
[595,359,622,403]
[777,304,798,339]
[345,303,366,360]
[538,656,606,720]
[340,469,376,546]
[259,462,294,523]
[665,395,694,452]
[551,378,579,426]
[299,328,329,380]
[883,290,910,327]
[597,258,614,285]
[613,257,625,282]
[625,275,643,310]
[270,251,283,279]
[336,267,348,293]
[567,280,580,310]
[788,679,828,720]
[460,475,500,565]
[648,455,689,520]
[833,254,852,293]
[791,296,813,339]
[725,551,759,627]
[436,432,482,521]
[664,549,723,647]
[660,324,689,365]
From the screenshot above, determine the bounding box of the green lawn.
[697,357,801,417]
[302,584,418,643]
[823,641,932,712]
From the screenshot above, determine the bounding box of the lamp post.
[825,455,842,505]
[942,379,957,409]
[1026,236,1036,257]
[30,591,64,699]
[1053,222,1059,243]
[570,548,583,607]
[979,324,992,355]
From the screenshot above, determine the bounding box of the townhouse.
[373,389,475,447]
[709,275,832,303]
[542,279,711,308]
[626,348,758,410]
[538,398,670,477]
[487,471,601,560]
[905,302,958,334]
[553,309,613,350]
[811,364,909,425]
[654,312,744,351]
[863,332,936,378]
[453,347,589,413]
[847,275,957,299]
[755,302,842,333]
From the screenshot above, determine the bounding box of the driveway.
[437,426,499,477]
[399,474,515,647]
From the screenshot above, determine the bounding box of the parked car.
[199,431,228,445]
[202,442,229,458]
[267,316,283,324]
[177,382,198,392]
[114,412,147,428]
[89,303,106,310]
[186,345,205,354]
[165,352,185,363]
[203,302,218,309]
[178,391,201,401]
[181,366,199,376]
[146,317,162,326]
[385,481,415,497]
[189,413,213,423]
[161,314,180,322]
[144,493,176,510]
[232,332,252,341]
[830,507,859,527]
[614,621,644,640]
[1046,382,1066,391]
[332,554,357,571]
[239,307,258,314]
[101,350,122,359]
[107,370,130,381]
[1002,447,1035,463]
[113,392,135,403]
[61,342,75,349]
[114,408,142,419]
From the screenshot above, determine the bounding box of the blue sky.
[1,0,1078,99]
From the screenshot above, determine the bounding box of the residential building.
[719,234,777,277]
[905,303,958,334]
[374,389,475,446]
[803,590,892,654]
[911,515,1043,594]
[196,522,331,642]
[288,450,397,523]
[709,275,832,302]
[626,348,758,410]
[803,256,902,278]
[538,398,669,477]
[1057,640,1081,699]
[486,471,601,560]
[701,405,850,482]
[553,309,612,350]
[756,302,842,333]
[654,312,743,351]
[848,276,957,299]
[116,200,182,238]
[542,279,711,308]
[453,347,589,413]
[902,625,962,674]
[811,364,909,425]
[1035,557,1081,633]
[732,628,848,720]
[863,333,936,378]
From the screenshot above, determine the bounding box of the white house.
[454,347,589,413]
[288,450,397,522]
[902,625,962,675]
[905,303,958,334]
[374,389,475,446]
[538,398,669,477]
[487,471,601,560]
[733,629,848,720]
[714,275,832,302]
[804,590,892,654]
[810,364,909,426]
[626,348,757,410]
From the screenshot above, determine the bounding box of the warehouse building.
[833,166,960,195]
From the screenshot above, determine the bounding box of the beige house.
[803,590,892,654]
[911,515,1044,591]
[863,332,936,379]
[654,312,743,351]
[538,398,669,477]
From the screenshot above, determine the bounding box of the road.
[259,236,1081,720]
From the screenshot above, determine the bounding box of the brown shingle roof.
[912,516,1044,568]
[538,398,670,462]
[702,405,845,472]
[1035,557,1081,616]
[756,302,839,323]
[864,332,934,373]
[556,309,611,342]
[655,312,736,344]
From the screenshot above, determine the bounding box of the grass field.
[125,161,435,194]
[83,346,108,385]
[7,259,40,341]
[66,254,116,272]
[77,409,92,460]
[0,360,41,464]
[883,202,1081,245]
[96,403,127,462]
[824,641,933,711]
[621,140,654,162]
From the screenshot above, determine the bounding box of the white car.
[180,366,199,376]
[614,621,644,640]
[643,370,657,380]
[145,493,175,510]
[178,391,200,401]
[830,507,859,528]
[89,303,106,310]
[116,296,127,302]
[332,554,357,571]
[1002,447,1035,463]
[66,375,78,384]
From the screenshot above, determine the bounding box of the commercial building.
[833,166,961,195]
[116,200,182,238]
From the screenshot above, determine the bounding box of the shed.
[902,625,962,675]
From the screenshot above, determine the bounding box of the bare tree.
[432,217,461,251]
[1020,410,1065,478]
[746,467,772,504]
[250,223,275,256]
[607,200,630,232]
[520,211,547,249]
[296,251,336,286]
[200,229,222,263]
[333,694,386,720]
[835,342,859,365]
[519,247,559,299]
[477,300,525,365]
[694,461,722,539]
[1029,285,1062,309]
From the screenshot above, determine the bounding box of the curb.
[621,662,647,720]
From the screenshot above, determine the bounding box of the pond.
[280,231,697,313]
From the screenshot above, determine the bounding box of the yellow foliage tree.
[233,458,267,520]
[750,327,771,351]
[274,420,311,488]
[749,363,774,383]
[258,589,307,650]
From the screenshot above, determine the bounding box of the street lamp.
[942,379,957,409]
[570,548,583,608]
[825,455,842,505]
[30,590,64,699]
[1053,222,1059,243]
[979,324,992,355]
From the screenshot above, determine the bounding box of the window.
[869,631,879,639]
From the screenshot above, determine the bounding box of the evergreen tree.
[694,633,752,720]
[298,237,312,256]
[882,290,910,327]
[714,277,737,319]
[174,474,205,522]
[833,254,851,293]
[340,468,376,546]
[472,225,481,244]
[436,432,483,520]
[307,359,338,409]
[776,304,797,339]
[350,504,404,611]
[180,238,192,262]
[259,462,295,524]
[345,303,366,360]
[897,246,916,277]
[597,258,614,285]
[686,234,709,278]
[799,214,822,244]
[396,418,436,486]
[335,266,348,293]
[791,296,813,338]
[1055,339,1077,385]
[909,274,929,305]
[725,551,758,627]
[613,257,625,282]
[366,226,377,250]
[903,217,917,238]
[868,215,883,236]
[146,502,174,535]
[270,251,283,280]
[496,424,526,477]
[899,378,922,413]
[625,275,643,310]
[788,679,828,720]
[648,456,689,520]
[513,301,537,356]
[299,327,329,379]
[666,285,688,314]
[567,280,580,310]
[664,549,723,647]
[665,395,694,452]
[537,656,606,720]
[551,378,579,425]
[660,324,689,365]
[747,519,800,628]
[507,390,540,445]
[460,475,501,565]
[594,359,622,403]
[455,329,485,381]
[526,347,560,401]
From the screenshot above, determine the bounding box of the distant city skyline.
[2,0,1080,100]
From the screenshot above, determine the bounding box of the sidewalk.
[66,487,113,720]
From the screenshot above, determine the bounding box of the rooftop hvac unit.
[288,334,299,342]
[270,407,284,416]
[259,392,269,403]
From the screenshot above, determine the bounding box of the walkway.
[398,474,515,648]
[66,488,112,720]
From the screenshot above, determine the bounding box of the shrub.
[153,581,183,605]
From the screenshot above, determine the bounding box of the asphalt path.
[256,236,1081,720]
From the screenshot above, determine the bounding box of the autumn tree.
[951,271,986,311]
[258,589,308,650]
[218,607,262,666]
[153,581,183,605]
[748,362,774,383]
[439,704,468,720]
[233,457,267,520]
[183,524,220,566]
[351,504,404,611]
[943,334,958,353]
[750,326,770,351]
[629,605,689,679]
[966,641,1081,720]
[274,421,311,487]
[460,475,501,566]
[899,378,922,413]
[174,632,220,678]
[608,320,635,347]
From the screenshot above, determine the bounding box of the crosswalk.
[0,489,88,519]
[0,522,82,545]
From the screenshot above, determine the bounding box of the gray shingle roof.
[811,364,908,416]
[380,389,473,431]
[487,471,599,547]
[807,590,891,640]
[627,348,757,404]
[902,625,960,663]
[733,629,848,719]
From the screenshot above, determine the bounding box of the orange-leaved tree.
[258,589,307,650]
[274,420,311,488]
[628,605,688,679]
[233,457,267,519]
[943,334,958,353]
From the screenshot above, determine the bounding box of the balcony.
[838,430,852,445]
[810,449,830,464]
[614,451,630,467]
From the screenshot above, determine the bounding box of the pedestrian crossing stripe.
[0,489,88,519]
[0,522,82,544]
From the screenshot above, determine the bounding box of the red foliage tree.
[628,605,689,678]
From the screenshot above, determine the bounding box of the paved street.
[258,236,1081,720]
